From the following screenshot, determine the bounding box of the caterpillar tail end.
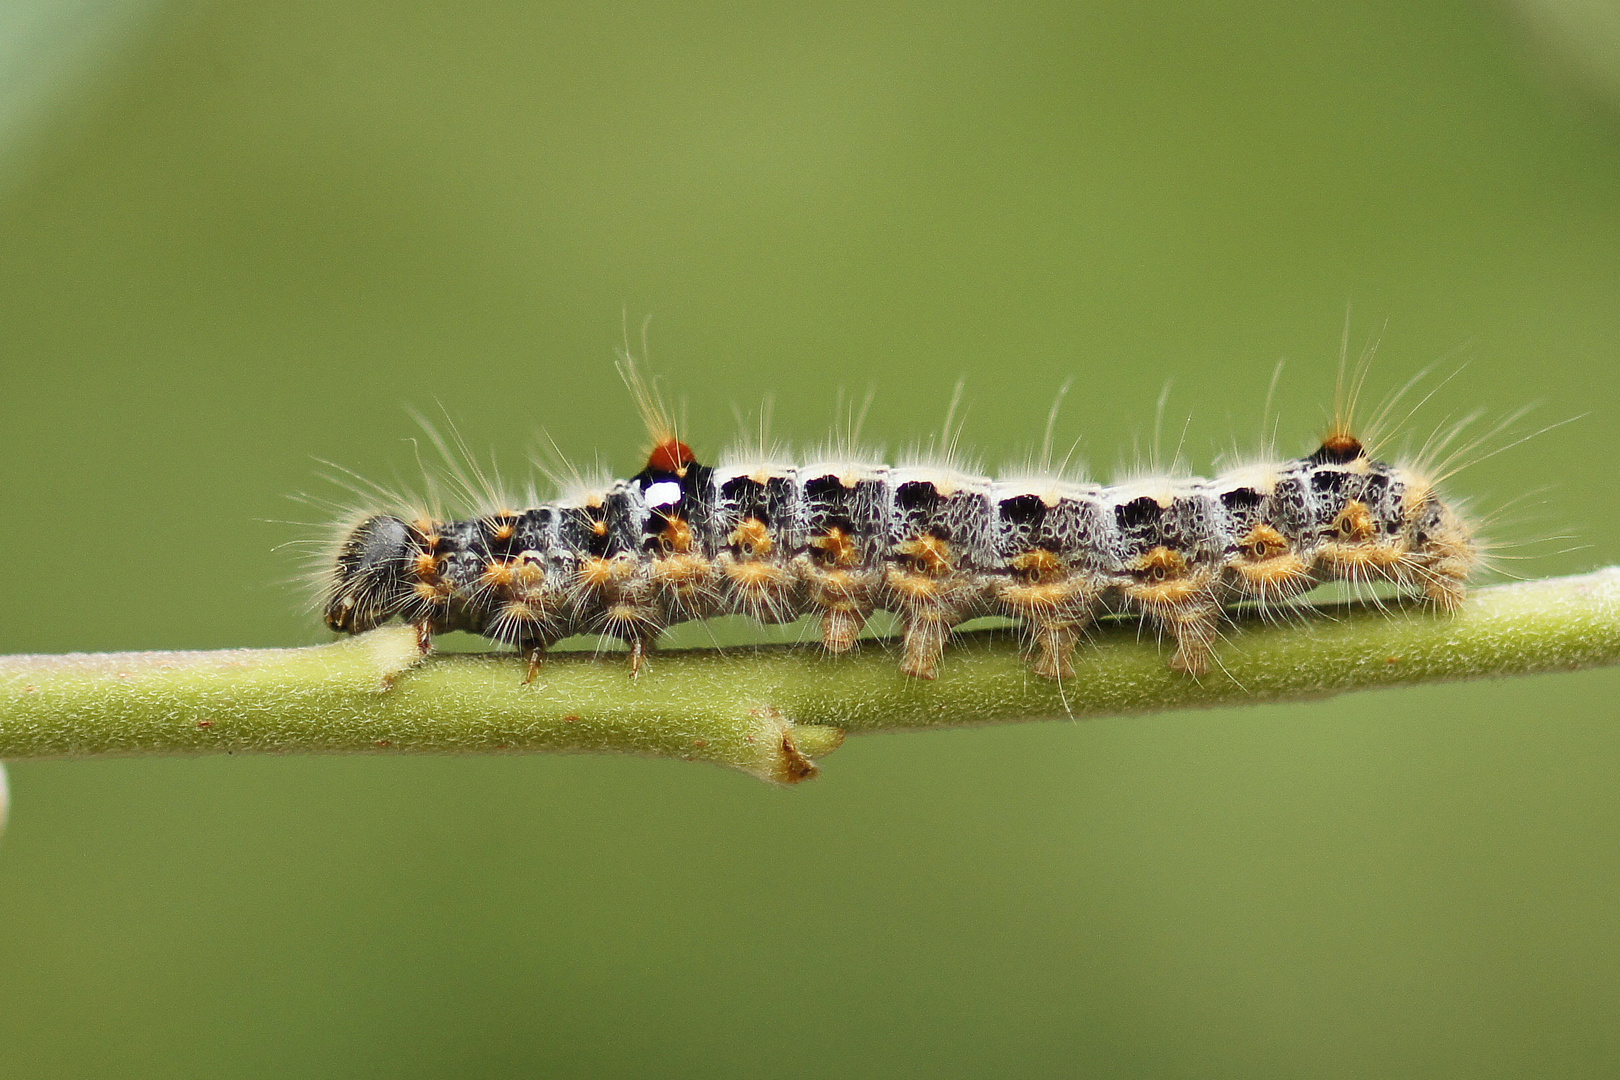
[1424,574,1468,613]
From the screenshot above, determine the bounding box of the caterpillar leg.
[1028,619,1085,680]
[898,609,951,680]
[803,564,877,654]
[1124,546,1224,678]
[602,599,664,677]
[820,604,869,653]
[1161,604,1221,677]
[885,537,977,680]
[1409,509,1474,614]
[522,645,546,685]
[717,554,802,624]
[627,635,654,676]
[996,557,1100,681]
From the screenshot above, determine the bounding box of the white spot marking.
[644,481,683,507]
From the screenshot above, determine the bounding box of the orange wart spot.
[815,568,861,600]
[589,517,609,537]
[411,552,440,580]
[1133,546,1188,583]
[660,515,695,553]
[500,601,539,624]
[646,438,696,476]
[1128,547,1209,605]
[413,580,452,603]
[653,553,711,585]
[725,559,786,589]
[1011,547,1064,582]
[489,518,517,543]
[1239,523,1290,561]
[577,556,623,590]
[1330,500,1376,543]
[1233,551,1311,590]
[729,517,774,557]
[481,559,516,588]
[887,567,943,601]
[811,526,859,567]
[998,580,1075,613]
[895,534,953,575]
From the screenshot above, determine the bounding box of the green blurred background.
[1,1,1618,1076]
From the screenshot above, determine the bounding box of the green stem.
[2,569,1617,784]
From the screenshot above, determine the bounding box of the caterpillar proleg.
[318,353,1480,682]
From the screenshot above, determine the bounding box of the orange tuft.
[810,526,859,567]
[480,559,516,589]
[1315,431,1365,464]
[660,515,695,553]
[1134,545,1188,582]
[1010,547,1065,582]
[646,439,695,475]
[725,560,787,589]
[729,518,774,557]
[1237,523,1290,562]
[577,557,620,590]
[1329,500,1376,543]
[895,534,954,576]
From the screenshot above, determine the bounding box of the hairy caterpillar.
[318,356,1479,682]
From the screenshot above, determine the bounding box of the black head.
[324,515,417,633]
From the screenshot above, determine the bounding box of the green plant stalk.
[1,569,1617,784]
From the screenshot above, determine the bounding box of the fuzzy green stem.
[2,569,1618,784]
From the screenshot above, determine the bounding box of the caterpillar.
[318,358,1478,682]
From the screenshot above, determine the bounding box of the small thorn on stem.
[413,620,433,655]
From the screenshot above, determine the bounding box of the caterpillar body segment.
[322,428,1478,680]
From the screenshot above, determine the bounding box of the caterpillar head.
[324,515,419,633]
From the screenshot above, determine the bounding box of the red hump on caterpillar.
[319,347,1489,684]
[646,438,696,475]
